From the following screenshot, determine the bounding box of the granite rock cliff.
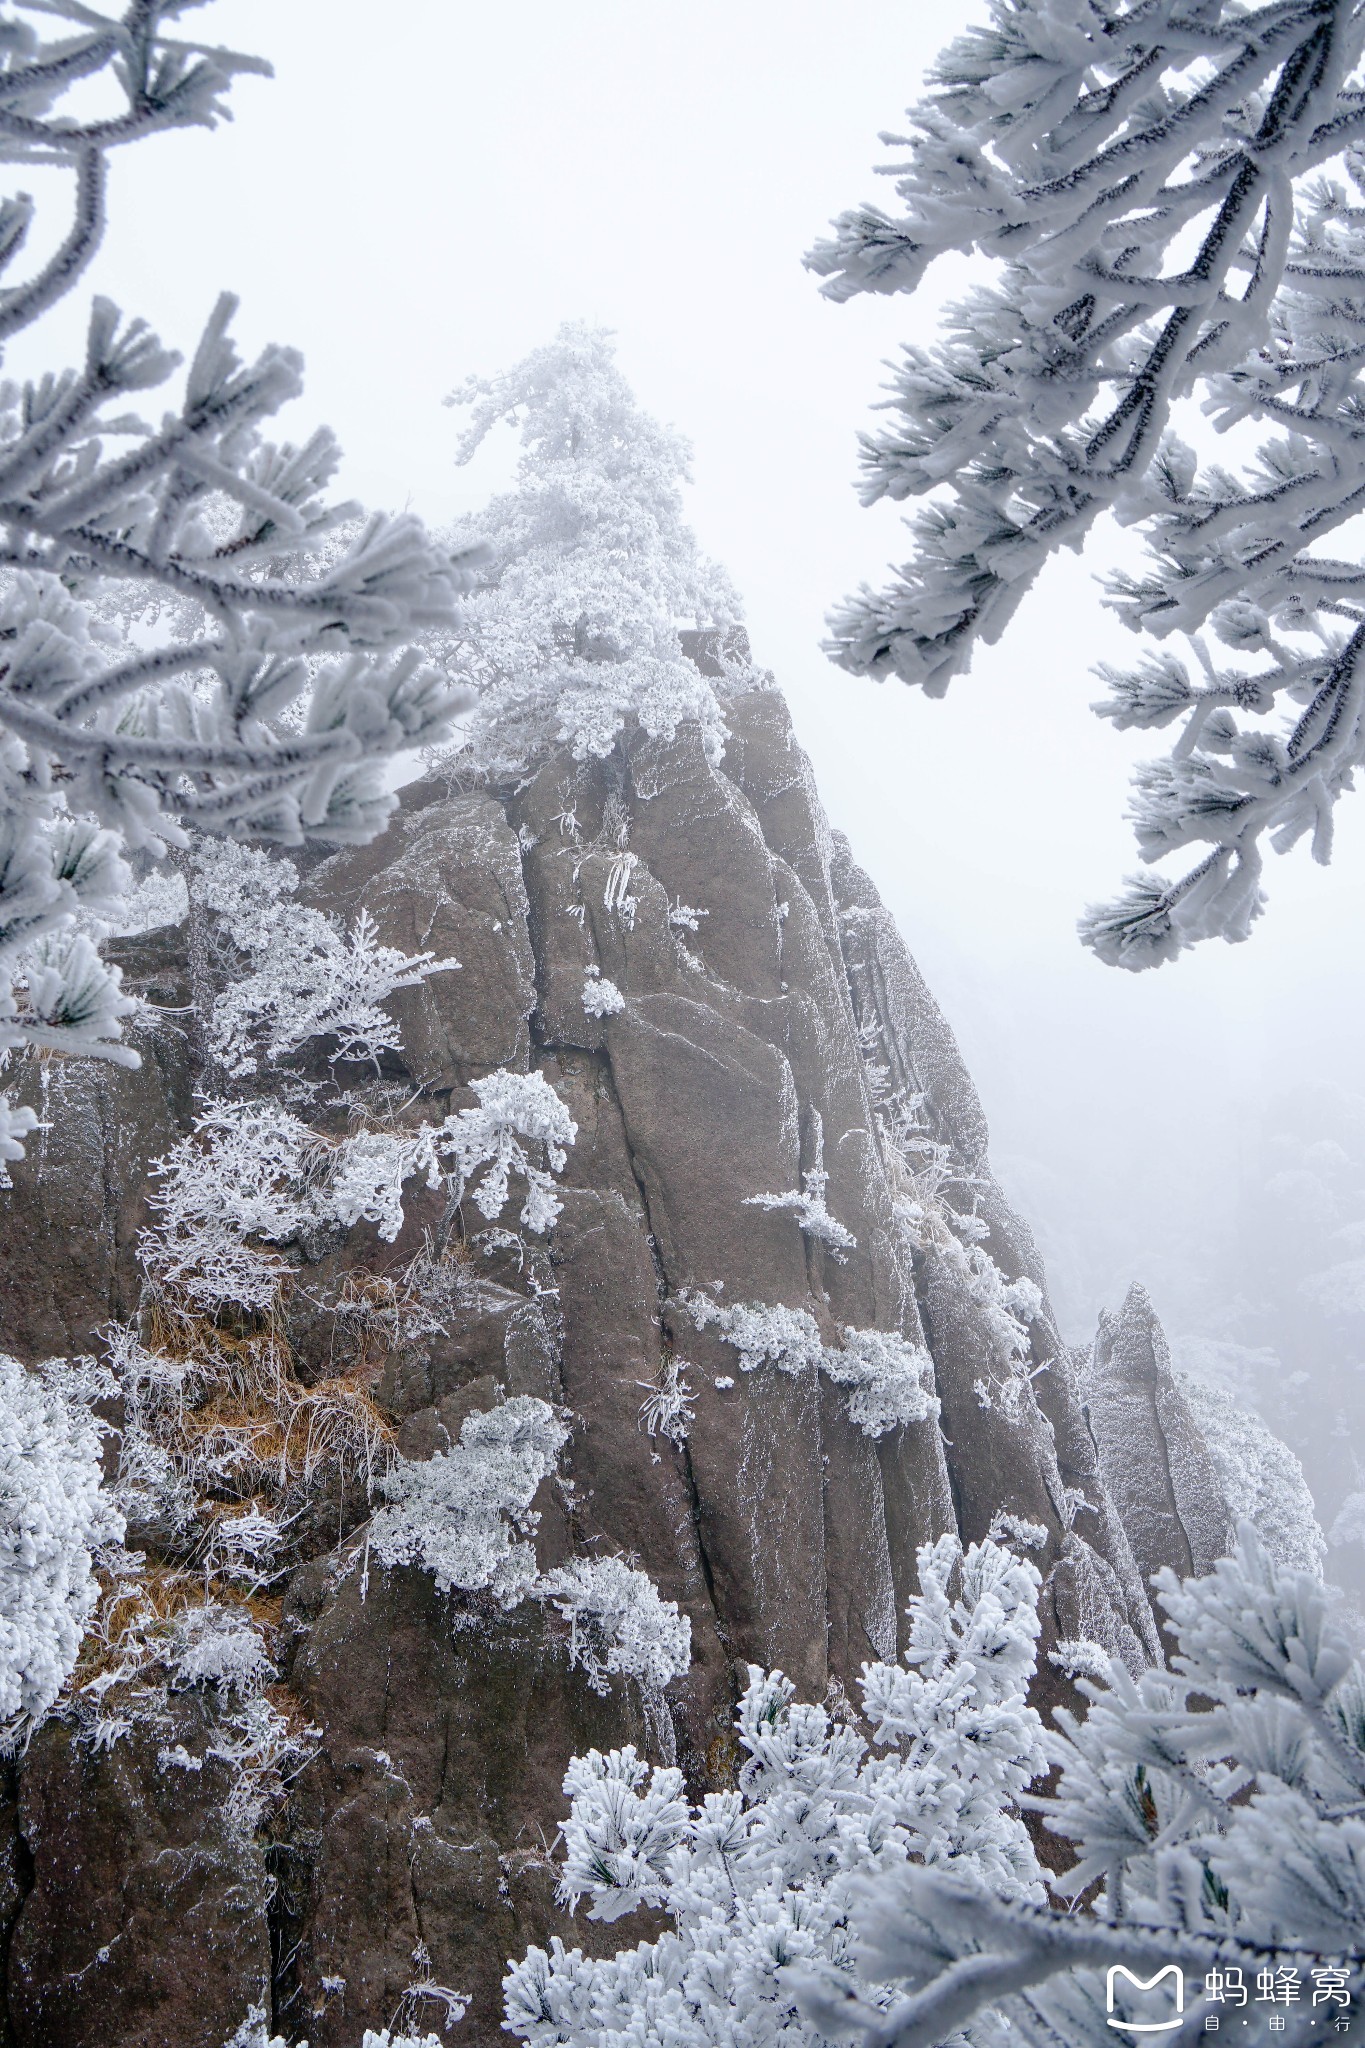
[0,676,1209,2046]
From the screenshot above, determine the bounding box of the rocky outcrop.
[1084,1282,1235,1622]
[0,677,1217,2042]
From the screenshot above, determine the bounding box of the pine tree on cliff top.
[811,0,1365,968]
[441,322,746,778]
[0,3,475,1180]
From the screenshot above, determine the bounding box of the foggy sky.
[29,0,1365,1348]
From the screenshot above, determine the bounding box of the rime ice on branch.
[811,0,1365,965]
[816,1526,1365,2048]
[0,2,476,1172]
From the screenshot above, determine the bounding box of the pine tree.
[811,0,1365,966]
[0,4,474,1173]
[504,1535,1048,2048]
[810,1527,1365,2047]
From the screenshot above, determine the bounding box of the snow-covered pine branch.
[811,0,1365,965]
[830,1524,1365,2048]
[440,322,745,776]
[503,1534,1047,2048]
[0,3,477,1168]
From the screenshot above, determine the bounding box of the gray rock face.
[1085,1282,1235,1618]
[9,1705,272,2048]
[0,677,1223,2041]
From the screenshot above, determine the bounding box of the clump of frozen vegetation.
[0,1353,124,1754]
[142,1069,578,1314]
[441,323,745,776]
[820,1327,941,1438]
[107,866,190,939]
[192,838,456,1079]
[436,1067,579,1233]
[812,0,1365,965]
[1177,1372,1326,1577]
[682,1296,827,1378]
[827,1526,1365,2046]
[745,1114,857,1259]
[504,1534,1047,2046]
[370,1398,569,1608]
[581,973,625,1019]
[637,1354,696,1446]
[679,1294,938,1439]
[373,1406,690,1692]
[538,1557,693,1695]
[225,2018,448,2048]
[0,3,476,1176]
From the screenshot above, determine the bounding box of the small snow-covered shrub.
[370,1398,569,1607]
[166,1601,274,1694]
[143,1099,322,1312]
[371,1405,690,1698]
[504,1535,1046,2046]
[221,2009,286,2048]
[820,1327,938,1436]
[223,2026,450,2048]
[682,1294,827,1378]
[108,867,189,938]
[745,1120,857,1259]
[538,1557,691,1694]
[143,1069,577,1314]
[679,1294,938,1439]
[193,837,456,1078]
[0,1354,125,1753]
[637,1356,695,1445]
[581,975,625,1019]
[434,1068,577,1234]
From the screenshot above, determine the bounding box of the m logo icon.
[1106,1965,1185,2033]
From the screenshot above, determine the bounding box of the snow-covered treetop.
[442,322,744,774]
[0,2,475,1178]
[811,0,1365,966]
